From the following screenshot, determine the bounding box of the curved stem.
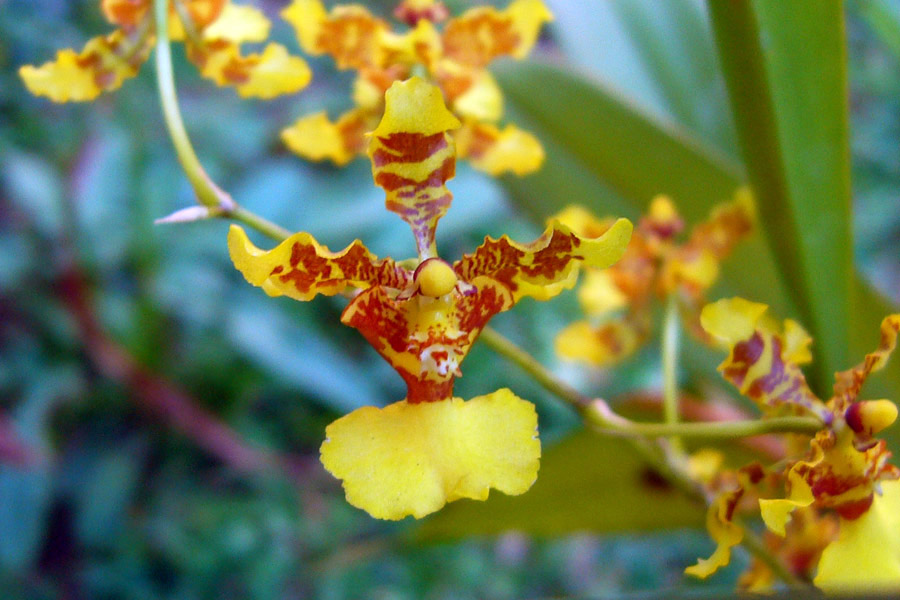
[478,326,823,440]
[153,0,233,210]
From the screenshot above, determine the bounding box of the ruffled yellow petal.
[783,318,813,365]
[455,219,632,304]
[227,224,411,301]
[442,0,552,68]
[202,2,271,43]
[454,120,544,176]
[685,490,744,578]
[814,480,900,592]
[281,109,370,165]
[554,319,643,367]
[372,77,460,138]
[700,297,768,346]
[280,0,326,52]
[190,41,311,98]
[760,471,815,537]
[320,389,540,520]
[19,31,148,102]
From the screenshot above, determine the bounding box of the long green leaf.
[707,0,853,394]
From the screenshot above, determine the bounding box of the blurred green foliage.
[1,0,899,598]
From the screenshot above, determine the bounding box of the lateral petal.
[454,218,632,305]
[188,41,311,98]
[281,109,372,165]
[227,224,411,301]
[19,31,150,102]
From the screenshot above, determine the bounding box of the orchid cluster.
[18,0,900,594]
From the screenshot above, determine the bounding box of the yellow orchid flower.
[20,0,310,102]
[554,192,755,367]
[229,78,632,519]
[280,0,551,176]
[689,298,900,587]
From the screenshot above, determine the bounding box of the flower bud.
[845,399,898,436]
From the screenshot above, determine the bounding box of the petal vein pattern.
[227,225,412,301]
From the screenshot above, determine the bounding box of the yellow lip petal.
[814,480,900,592]
[320,389,540,520]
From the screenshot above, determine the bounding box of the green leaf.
[707,0,853,394]
[414,429,703,539]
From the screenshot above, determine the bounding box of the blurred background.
[1,0,899,597]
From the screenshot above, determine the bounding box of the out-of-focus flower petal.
[183,0,228,29]
[282,0,387,70]
[814,480,900,592]
[368,78,461,256]
[454,120,544,176]
[281,109,371,165]
[552,205,616,240]
[319,388,540,520]
[832,314,900,412]
[442,0,552,68]
[202,2,271,43]
[760,470,815,537]
[378,20,441,71]
[189,41,311,98]
[782,319,813,365]
[227,224,412,301]
[554,318,645,367]
[394,0,450,25]
[685,188,755,260]
[700,298,828,418]
[455,219,632,304]
[577,270,629,317]
[685,487,745,578]
[439,69,503,122]
[19,31,150,102]
[101,0,151,28]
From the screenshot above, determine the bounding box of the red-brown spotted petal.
[441,0,552,68]
[341,280,510,403]
[832,314,900,412]
[101,0,150,29]
[282,0,388,70]
[228,225,412,301]
[454,218,632,305]
[368,78,461,257]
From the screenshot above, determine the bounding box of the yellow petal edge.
[320,388,541,520]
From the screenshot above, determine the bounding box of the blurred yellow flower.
[20,0,310,102]
[554,192,755,367]
[229,78,632,519]
[689,298,900,586]
[279,0,551,175]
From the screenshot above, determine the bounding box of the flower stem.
[478,326,823,440]
[153,0,233,210]
[153,0,294,243]
[662,294,683,450]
